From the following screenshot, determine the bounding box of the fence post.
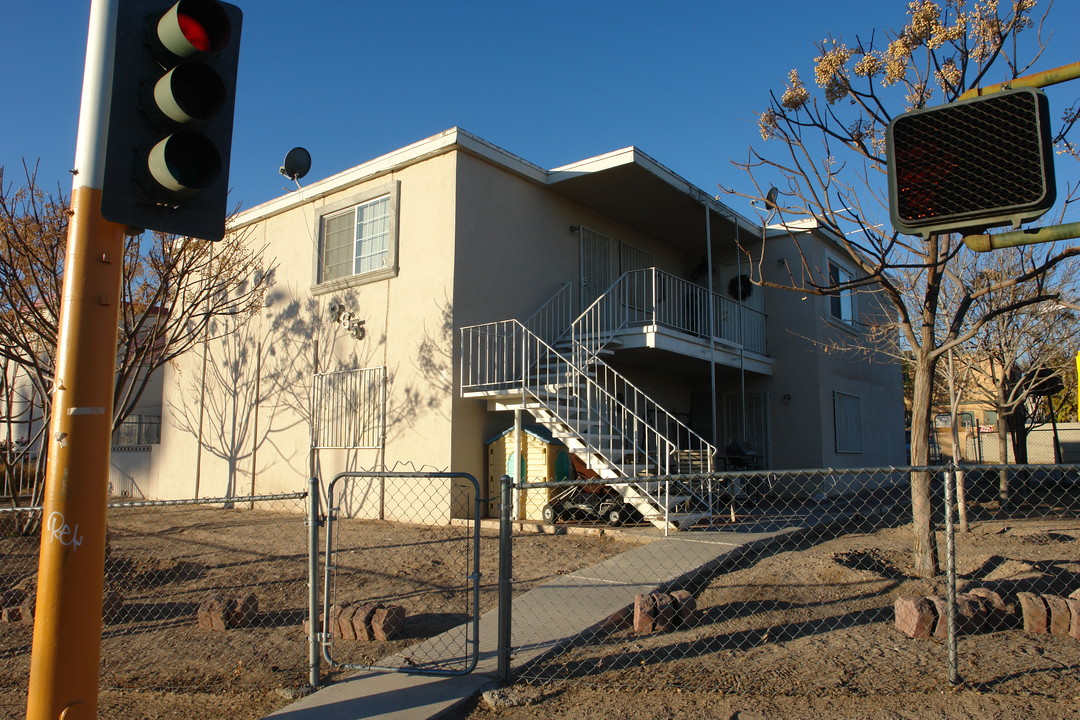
[944,467,959,686]
[307,476,322,689]
[497,474,513,684]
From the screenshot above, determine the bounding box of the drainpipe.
[704,204,718,456]
[736,223,747,445]
[193,245,213,499]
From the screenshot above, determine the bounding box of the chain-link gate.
[320,472,482,676]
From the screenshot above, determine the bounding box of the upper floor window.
[315,182,399,292]
[828,259,855,325]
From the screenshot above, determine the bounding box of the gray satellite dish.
[280,147,312,183]
[764,187,780,212]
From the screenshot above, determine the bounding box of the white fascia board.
[228,126,760,238]
[552,146,760,236]
[229,128,550,231]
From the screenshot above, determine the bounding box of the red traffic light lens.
[177,13,211,52]
[156,0,232,60]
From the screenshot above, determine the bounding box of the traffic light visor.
[156,0,232,60]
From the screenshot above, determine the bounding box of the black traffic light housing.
[101,0,242,241]
[887,87,1056,238]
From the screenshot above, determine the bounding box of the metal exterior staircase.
[461,295,716,531]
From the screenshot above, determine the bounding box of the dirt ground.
[0,506,628,720]
[453,517,1080,720]
[3,507,1079,720]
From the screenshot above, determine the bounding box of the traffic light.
[101,0,242,241]
[887,88,1056,238]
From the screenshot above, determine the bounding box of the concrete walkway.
[264,505,857,720]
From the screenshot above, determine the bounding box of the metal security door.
[320,471,481,675]
[580,227,615,309]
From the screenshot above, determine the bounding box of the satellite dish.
[280,147,312,183]
[764,187,780,212]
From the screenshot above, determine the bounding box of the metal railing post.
[497,474,513,684]
[944,468,959,685]
[307,476,322,689]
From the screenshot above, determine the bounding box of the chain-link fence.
[0,493,310,719]
[504,465,1080,704]
[4,466,1076,717]
[937,423,1080,465]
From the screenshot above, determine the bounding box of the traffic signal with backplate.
[101,0,242,241]
[887,87,1056,238]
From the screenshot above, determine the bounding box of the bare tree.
[957,249,1080,475]
[0,164,275,513]
[726,0,1079,577]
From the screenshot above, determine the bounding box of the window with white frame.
[316,183,398,289]
[828,259,855,325]
[834,391,862,453]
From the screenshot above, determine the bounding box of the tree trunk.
[997,420,1010,504]
[908,356,941,578]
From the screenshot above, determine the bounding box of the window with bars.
[833,391,862,453]
[311,367,386,449]
[112,415,161,448]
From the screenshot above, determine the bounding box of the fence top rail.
[511,464,1045,488]
[0,491,310,515]
[326,470,479,489]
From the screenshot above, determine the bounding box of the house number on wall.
[328,300,366,340]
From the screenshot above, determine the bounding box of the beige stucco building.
[111,128,905,524]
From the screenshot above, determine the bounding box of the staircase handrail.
[460,319,715,478]
[569,271,636,370]
[522,282,575,348]
[586,355,716,473]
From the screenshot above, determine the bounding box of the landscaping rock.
[335,603,359,641]
[955,593,988,635]
[634,593,658,634]
[1065,596,1080,640]
[371,604,406,641]
[895,596,935,638]
[1042,594,1072,637]
[0,588,27,608]
[634,591,693,634]
[967,587,1009,627]
[351,603,380,642]
[1017,592,1048,634]
[670,589,697,627]
[198,592,260,630]
[927,595,949,638]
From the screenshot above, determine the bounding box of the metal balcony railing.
[571,268,767,366]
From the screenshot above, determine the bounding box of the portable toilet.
[486,425,573,520]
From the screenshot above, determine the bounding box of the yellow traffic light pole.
[25,1,126,718]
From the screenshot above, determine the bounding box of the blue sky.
[4,0,1080,219]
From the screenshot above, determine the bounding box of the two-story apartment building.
[112,128,904,525]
